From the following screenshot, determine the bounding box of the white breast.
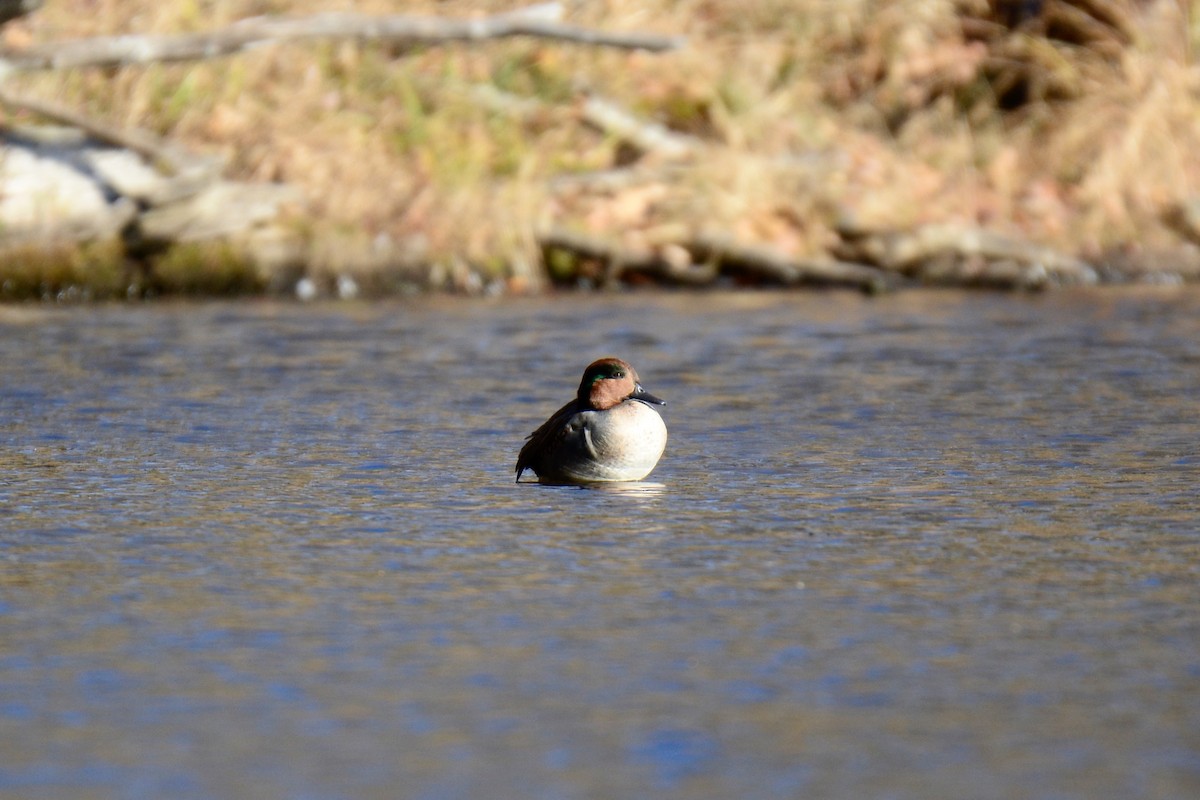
[579,400,667,481]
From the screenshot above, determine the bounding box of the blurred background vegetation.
[3,0,1198,294]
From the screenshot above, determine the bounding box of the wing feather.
[515,399,581,481]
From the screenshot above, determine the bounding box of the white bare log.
[834,220,1100,287]
[470,84,702,161]
[538,227,894,291]
[1,3,683,73]
[0,86,220,182]
[580,96,700,161]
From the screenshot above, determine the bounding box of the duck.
[516,357,667,484]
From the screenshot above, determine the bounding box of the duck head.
[577,357,666,411]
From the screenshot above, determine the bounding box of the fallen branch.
[691,232,895,292]
[834,220,1098,287]
[0,85,219,183]
[470,83,701,162]
[467,83,547,117]
[580,95,701,161]
[539,227,717,286]
[546,165,686,193]
[1,3,684,73]
[538,227,894,291]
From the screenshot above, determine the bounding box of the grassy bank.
[4,0,1199,296]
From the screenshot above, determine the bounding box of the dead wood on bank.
[578,96,702,161]
[689,233,897,292]
[834,219,1099,289]
[470,84,705,163]
[537,219,1114,292]
[0,86,218,181]
[0,4,681,73]
[538,227,898,292]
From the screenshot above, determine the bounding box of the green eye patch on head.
[589,364,625,382]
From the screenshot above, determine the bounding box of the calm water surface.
[1,289,1198,799]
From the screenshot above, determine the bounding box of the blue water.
[1,289,1198,798]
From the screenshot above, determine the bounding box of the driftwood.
[691,233,896,292]
[0,4,683,73]
[0,87,220,183]
[547,166,683,192]
[538,227,894,291]
[471,84,702,162]
[1097,244,1200,285]
[834,220,1098,289]
[137,182,301,245]
[540,227,717,287]
[0,139,138,244]
[580,96,701,161]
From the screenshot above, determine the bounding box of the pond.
[1,288,1198,799]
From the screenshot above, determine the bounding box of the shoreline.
[2,1,1198,301]
[6,272,1200,308]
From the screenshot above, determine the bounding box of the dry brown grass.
[5,0,1200,290]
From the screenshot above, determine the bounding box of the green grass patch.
[149,242,264,295]
[0,240,129,301]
